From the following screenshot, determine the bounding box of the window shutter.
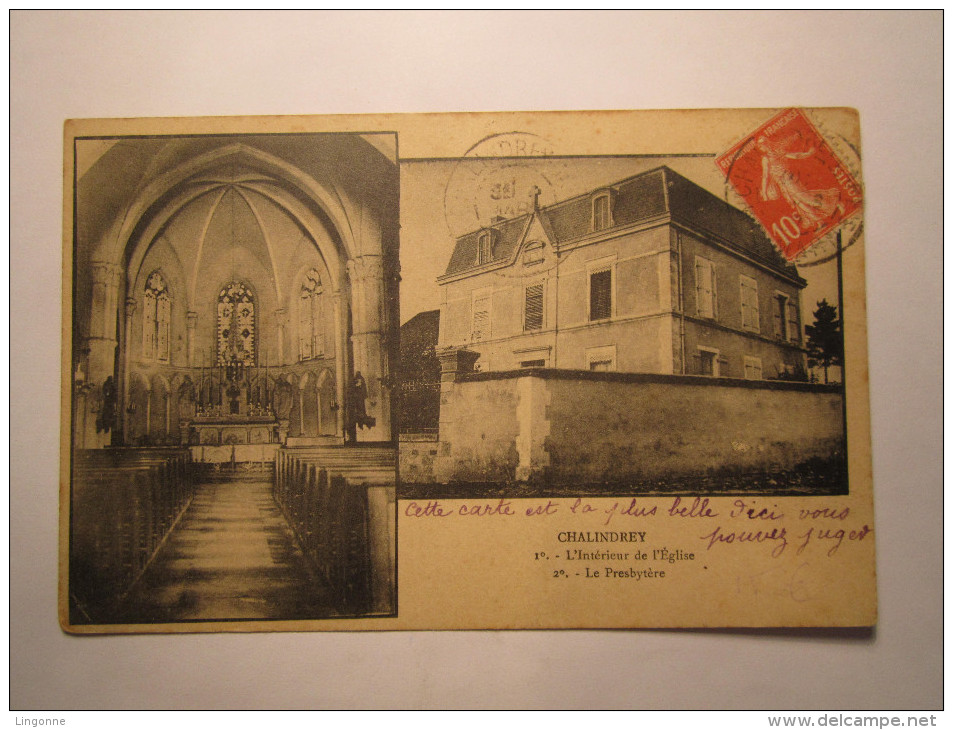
[774,296,786,339]
[787,301,801,343]
[695,259,713,318]
[524,284,543,331]
[741,276,759,331]
[472,297,490,340]
[589,269,612,321]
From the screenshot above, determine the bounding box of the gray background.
[11,10,942,710]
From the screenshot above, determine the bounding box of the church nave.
[117,476,338,623]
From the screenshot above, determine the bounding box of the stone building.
[437,166,808,381]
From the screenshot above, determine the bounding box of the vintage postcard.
[60,109,875,632]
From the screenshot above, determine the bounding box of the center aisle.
[119,477,338,623]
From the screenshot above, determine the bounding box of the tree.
[805,299,843,384]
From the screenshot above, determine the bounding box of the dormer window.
[477,231,492,265]
[523,240,544,266]
[591,190,615,232]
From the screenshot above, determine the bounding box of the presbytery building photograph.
[64,129,399,629]
[437,165,808,380]
[397,158,846,495]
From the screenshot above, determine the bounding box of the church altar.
[180,324,289,460]
[182,401,286,464]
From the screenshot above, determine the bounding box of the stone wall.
[430,363,844,486]
[399,433,439,484]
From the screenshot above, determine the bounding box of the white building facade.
[437,167,807,381]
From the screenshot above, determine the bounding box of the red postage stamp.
[716,108,863,261]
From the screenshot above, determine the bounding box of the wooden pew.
[69,448,193,621]
[274,447,395,613]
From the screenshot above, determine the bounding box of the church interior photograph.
[65,132,399,627]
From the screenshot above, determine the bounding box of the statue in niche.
[96,376,116,434]
[274,379,293,420]
[178,381,196,419]
[349,371,376,431]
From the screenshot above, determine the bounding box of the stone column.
[347,255,390,442]
[331,289,346,438]
[79,262,121,448]
[165,390,171,438]
[145,385,152,439]
[515,375,551,482]
[274,308,288,366]
[433,347,480,483]
[186,311,198,367]
[87,262,122,388]
[121,296,137,445]
[298,386,305,435]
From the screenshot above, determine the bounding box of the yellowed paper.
[61,109,875,633]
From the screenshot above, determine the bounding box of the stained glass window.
[143,271,170,362]
[298,269,324,360]
[217,281,256,366]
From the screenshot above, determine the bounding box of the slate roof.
[441,166,802,283]
[443,215,530,277]
[663,168,801,281]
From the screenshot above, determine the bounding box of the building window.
[786,300,801,344]
[523,240,544,267]
[697,347,719,376]
[589,267,612,321]
[143,271,171,363]
[471,294,491,341]
[298,269,324,361]
[740,275,760,332]
[586,345,616,372]
[744,356,764,380]
[477,231,492,265]
[520,359,545,368]
[217,281,256,366]
[773,292,801,343]
[524,283,544,332]
[694,257,717,319]
[774,293,789,340]
[592,194,611,231]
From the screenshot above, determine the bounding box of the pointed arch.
[105,143,357,274]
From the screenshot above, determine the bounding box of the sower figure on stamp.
[758,134,844,232]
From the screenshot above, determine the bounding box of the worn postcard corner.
[61,108,875,633]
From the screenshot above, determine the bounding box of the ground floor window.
[744,356,764,380]
[586,345,617,372]
[697,347,719,376]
